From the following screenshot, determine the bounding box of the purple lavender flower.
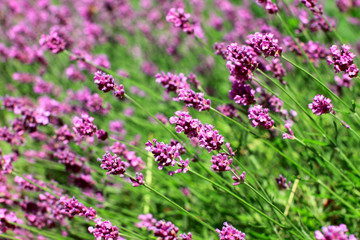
[327,45,359,78]
[166,8,194,35]
[96,129,108,141]
[177,89,211,111]
[93,71,115,93]
[211,153,233,172]
[214,42,228,59]
[98,152,129,177]
[135,213,157,231]
[198,124,225,153]
[188,73,201,90]
[130,172,144,187]
[169,111,202,138]
[180,232,192,240]
[283,121,295,140]
[266,58,286,84]
[246,32,282,57]
[114,84,125,98]
[88,218,121,240]
[308,95,333,116]
[216,222,246,240]
[248,105,274,129]
[226,43,258,81]
[229,81,256,106]
[145,139,185,170]
[256,0,279,14]
[0,209,22,234]
[315,224,357,240]
[39,31,66,54]
[57,196,96,220]
[335,74,353,88]
[73,114,98,137]
[276,174,291,190]
[153,220,179,239]
[155,72,190,94]
[300,0,323,15]
[55,125,74,144]
[217,104,239,118]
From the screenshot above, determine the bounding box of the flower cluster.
[130,172,144,187]
[217,104,239,118]
[232,169,246,185]
[327,45,359,78]
[226,43,258,81]
[216,222,246,240]
[98,152,129,177]
[166,8,194,35]
[211,153,233,172]
[0,209,22,234]
[72,114,98,137]
[135,213,157,231]
[228,81,256,106]
[153,220,179,240]
[308,95,333,116]
[177,89,211,111]
[57,196,96,220]
[315,224,357,240]
[88,218,121,240]
[169,111,202,138]
[276,174,291,190]
[94,71,126,98]
[255,0,279,14]
[246,32,282,57]
[155,72,190,94]
[39,31,66,54]
[248,105,274,129]
[300,0,323,15]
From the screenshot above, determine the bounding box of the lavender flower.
[315,224,357,240]
[73,114,98,137]
[300,0,323,15]
[217,104,239,118]
[276,174,291,190]
[155,72,190,94]
[57,196,96,220]
[335,74,353,88]
[216,222,246,240]
[153,220,179,239]
[327,45,359,78]
[130,172,144,187]
[94,71,115,93]
[39,31,66,54]
[169,111,202,138]
[211,153,233,172]
[232,170,246,186]
[88,218,121,240]
[177,89,211,111]
[98,152,129,177]
[248,105,274,129]
[226,43,258,81]
[0,209,22,234]
[198,124,225,153]
[166,8,194,34]
[256,0,279,14]
[246,32,282,57]
[135,213,157,231]
[180,232,192,240]
[308,95,333,116]
[228,81,256,106]
[113,84,125,98]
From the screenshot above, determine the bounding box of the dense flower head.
[229,81,256,106]
[246,32,282,57]
[55,125,74,144]
[130,172,144,187]
[177,88,211,111]
[327,45,359,78]
[153,220,179,239]
[72,114,98,137]
[57,196,96,220]
[93,71,115,93]
[214,42,228,59]
[248,105,274,129]
[217,104,239,118]
[155,72,190,94]
[0,209,22,234]
[39,31,66,54]
[180,232,193,240]
[308,95,333,116]
[232,170,246,186]
[198,124,225,152]
[166,8,194,34]
[216,222,246,240]
[226,43,258,81]
[113,84,125,98]
[256,0,279,14]
[169,111,202,138]
[88,218,121,240]
[145,139,185,170]
[98,152,129,177]
[315,224,357,240]
[276,174,291,190]
[211,153,233,171]
[266,58,286,84]
[335,74,353,88]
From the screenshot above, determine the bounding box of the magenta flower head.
[135,213,157,231]
[246,32,282,57]
[232,170,246,186]
[226,43,258,81]
[300,0,323,15]
[57,196,96,220]
[155,72,190,94]
[308,95,333,116]
[315,224,357,240]
[98,152,129,177]
[114,84,125,98]
[130,172,144,187]
[153,220,179,239]
[248,105,274,129]
[39,31,66,54]
[216,222,246,240]
[229,82,256,106]
[93,71,115,93]
[177,89,211,111]
[169,111,202,138]
[211,153,233,172]
[166,8,194,35]
[276,174,291,190]
[73,114,98,137]
[88,218,121,240]
[327,45,359,78]
[256,0,279,14]
[198,124,225,153]
[180,232,192,240]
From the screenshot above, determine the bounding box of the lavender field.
[0,0,360,239]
